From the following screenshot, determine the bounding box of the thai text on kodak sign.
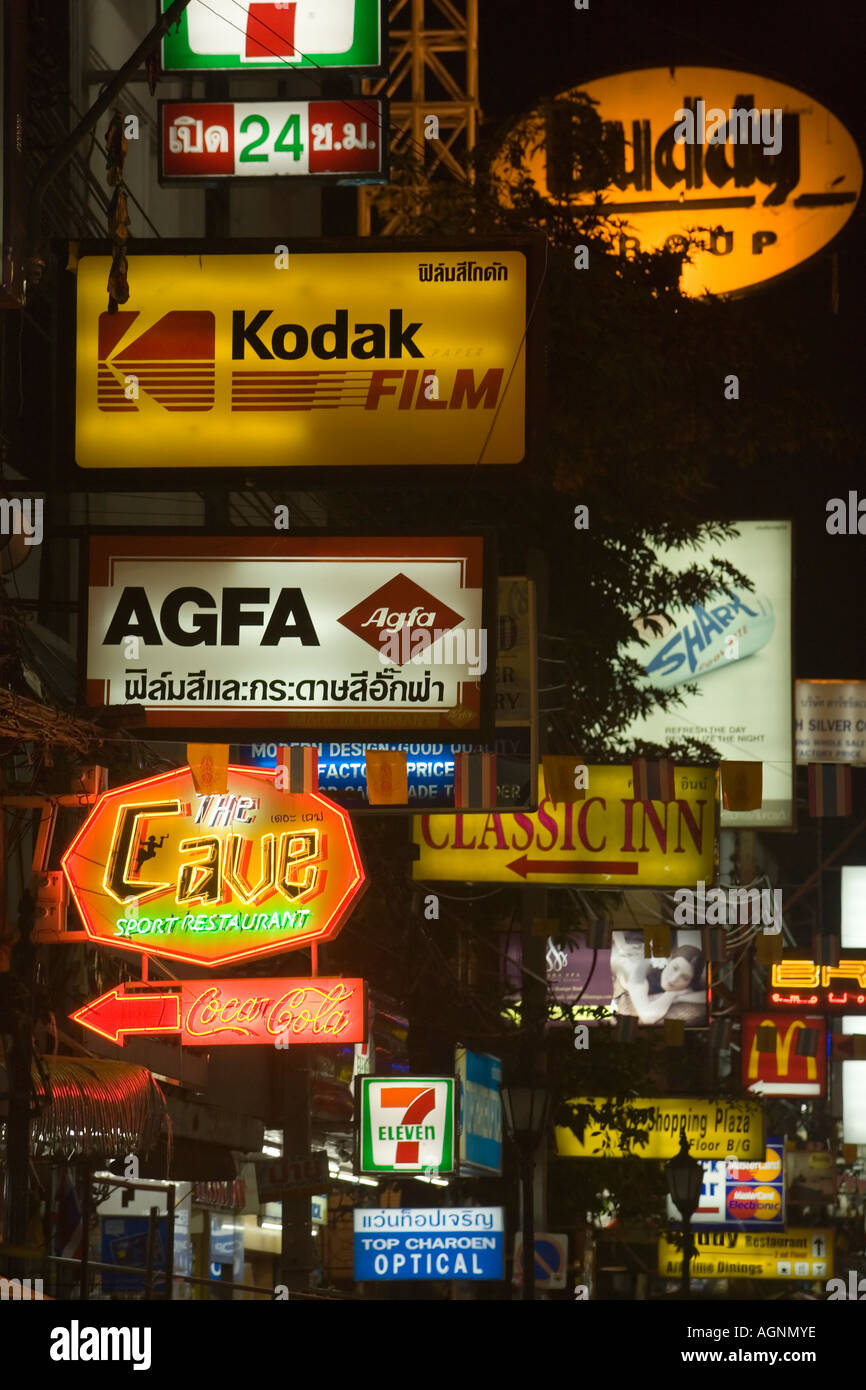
[74,249,527,470]
[412,765,716,886]
[61,765,365,968]
[555,1098,764,1160]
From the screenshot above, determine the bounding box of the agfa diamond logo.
[97,311,215,413]
[337,574,463,656]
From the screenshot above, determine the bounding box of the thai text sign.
[86,535,490,739]
[160,100,387,183]
[413,765,716,886]
[665,1140,785,1231]
[769,960,866,1011]
[741,1013,827,1097]
[74,247,527,471]
[353,1208,504,1281]
[796,680,866,766]
[501,68,861,297]
[555,1098,764,1160]
[658,1228,832,1281]
[71,977,366,1045]
[61,765,365,967]
[358,1077,455,1173]
[160,0,384,73]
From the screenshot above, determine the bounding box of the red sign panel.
[742,1012,827,1097]
[72,977,366,1046]
[160,99,387,182]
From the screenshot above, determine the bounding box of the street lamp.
[501,1082,550,1301]
[665,1128,703,1298]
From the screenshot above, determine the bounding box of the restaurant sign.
[61,765,366,967]
[73,245,529,472]
[85,535,492,740]
[413,764,716,887]
[658,1227,832,1281]
[160,0,385,73]
[160,99,387,184]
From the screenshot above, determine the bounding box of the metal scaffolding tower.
[358,0,479,236]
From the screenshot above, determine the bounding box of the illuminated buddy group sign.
[160,0,385,73]
[73,246,529,472]
[85,535,491,740]
[499,67,861,297]
[358,1077,456,1174]
[61,765,365,967]
[658,1228,832,1281]
[555,1098,764,1160]
[413,765,716,887]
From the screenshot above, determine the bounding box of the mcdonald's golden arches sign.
[741,1012,827,1098]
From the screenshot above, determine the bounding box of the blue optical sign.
[353,1207,504,1280]
[237,732,532,809]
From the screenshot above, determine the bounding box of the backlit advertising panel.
[621,521,793,828]
[546,929,708,1025]
[85,534,493,741]
[61,765,366,968]
[353,1207,504,1280]
[664,1139,786,1231]
[358,1077,455,1174]
[72,243,531,475]
[413,764,716,887]
[658,1227,832,1281]
[160,99,388,184]
[741,1013,827,1097]
[455,1049,502,1175]
[160,0,385,73]
[796,680,866,765]
[499,68,861,298]
[555,1097,763,1160]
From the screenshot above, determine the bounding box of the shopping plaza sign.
[413,765,716,886]
[160,1,385,73]
[61,765,366,967]
[73,244,530,473]
[555,1098,764,1160]
[358,1077,456,1174]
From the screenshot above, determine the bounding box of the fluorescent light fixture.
[262,1145,281,1157]
[261,1220,282,1232]
[841,867,866,949]
[414,1174,449,1187]
[842,1016,866,1035]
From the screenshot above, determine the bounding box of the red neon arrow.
[506,855,639,879]
[70,985,181,1044]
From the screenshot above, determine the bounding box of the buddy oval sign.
[500,67,861,297]
[62,765,366,967]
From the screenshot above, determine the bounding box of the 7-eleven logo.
[360,1077,454,1173]
[182,1,356,63]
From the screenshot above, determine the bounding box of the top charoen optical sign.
[498,67,861,297]
[161,0,384,72]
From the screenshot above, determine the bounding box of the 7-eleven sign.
[358,1078,455,1174]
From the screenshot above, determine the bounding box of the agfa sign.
[358,1077,455,1174]
[61,765,366,967]
[73,245,529,473]
[498,67,861,297]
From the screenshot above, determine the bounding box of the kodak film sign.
[412,765,716,887]
[73,245,528,472]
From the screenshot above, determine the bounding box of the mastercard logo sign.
[728,1148,782,1185]
[727,1185,782,1222]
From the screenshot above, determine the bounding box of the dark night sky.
[477,0,866,681]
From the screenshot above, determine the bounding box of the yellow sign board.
[498,68,862,298]
[74,248,528,470]
[555,1098,764,1160]
[412,765,716,886]
[658,1228,833,1280]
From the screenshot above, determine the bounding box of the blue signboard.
[353,1207,504,1280]
[456,1048,502,1175]
[236,731,532,809]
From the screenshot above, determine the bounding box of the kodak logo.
[231,309,424,361]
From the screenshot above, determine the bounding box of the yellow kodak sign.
[658,1228,832,1281]
[555,1097,763,1160]
[74,248,527,470]
[412,765,716,886]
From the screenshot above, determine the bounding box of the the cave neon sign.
[61,765,366,967]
